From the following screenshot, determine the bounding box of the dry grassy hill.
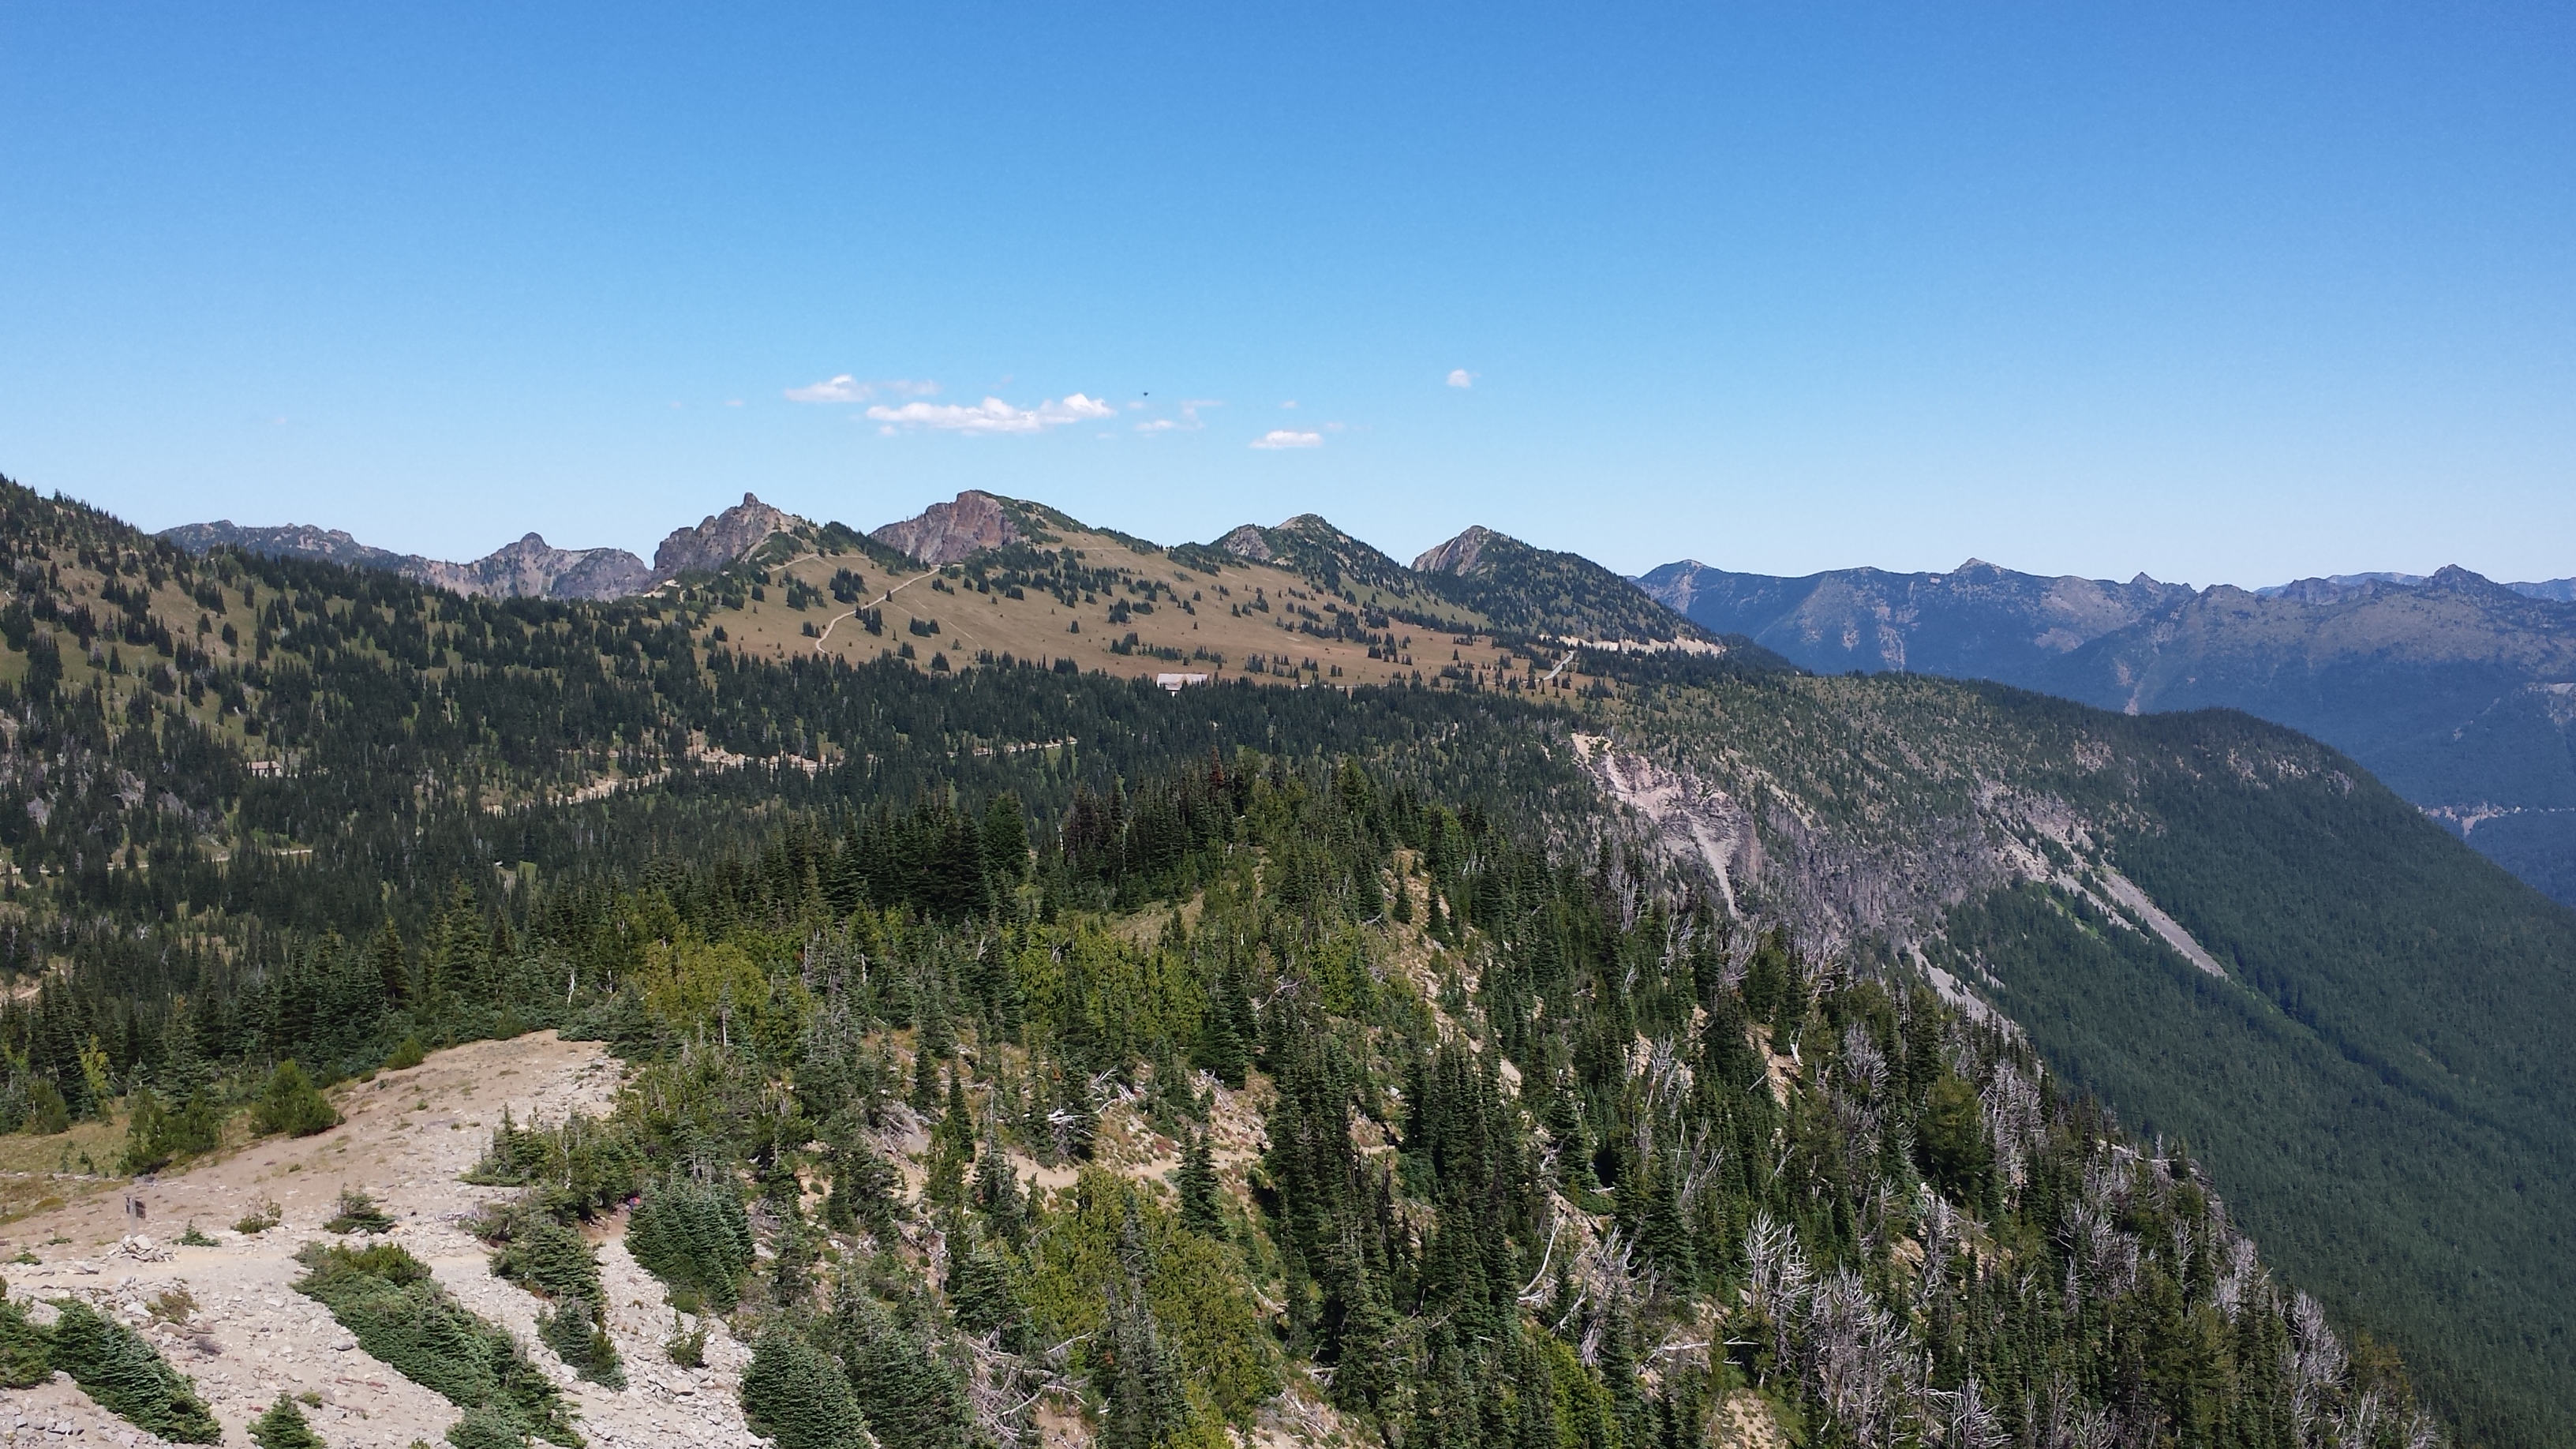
[690,512,1608,699]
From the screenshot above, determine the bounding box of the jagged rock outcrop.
[652,493,797,578]
[1412,525,1496,575]
[1216,523,1274,562]
[412,534,654,601]
[870,489,1020,565]
[159,521,406,571]
[160,521,650,601]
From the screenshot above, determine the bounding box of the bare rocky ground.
[0,1033,758,1449]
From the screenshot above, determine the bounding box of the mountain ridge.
[1,474,2568,1441]
[1638,553,2576,905]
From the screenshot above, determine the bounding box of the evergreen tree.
[740,1327,869,1449]
[1177,1129,1223,1237]
[365,919,410,1007]
[252,1060,339,1137]
[248,1393,328,1449]
[1099,1204,1188,1449]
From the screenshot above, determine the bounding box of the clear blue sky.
[5,4,2570,586]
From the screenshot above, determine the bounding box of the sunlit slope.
[690,516,1617,698]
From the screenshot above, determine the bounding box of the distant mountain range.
[159,493,800,601]
[161,490,1706,648]
[1638,556,2576,905]
[159,492,2576,906]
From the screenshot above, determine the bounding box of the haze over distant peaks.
[1635,552,2576,908]
[159,519,654,601]
[161,492,810,601]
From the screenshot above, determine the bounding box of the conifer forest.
[0,478,2563,1449]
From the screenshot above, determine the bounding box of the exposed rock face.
[871,489,1020,565]
[1216,524,1275,562]
[160,522,650,601]
[1412,525,1496,575]
[413,534,654,601]
[159,521,405,571]
[653,492,797,578]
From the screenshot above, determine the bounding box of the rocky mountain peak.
[1216,523,1274,562]
[870,490,1020,566]
[653,492,797,578]
[1412,525,1497,575]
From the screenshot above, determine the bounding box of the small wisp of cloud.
[784,375,941,404]
[1137,400,1221,433]
[868,393,1118,436]
[1446,369,1475,388]
[1251,429,1323,450]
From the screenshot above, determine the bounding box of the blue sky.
[4,4,2570,585]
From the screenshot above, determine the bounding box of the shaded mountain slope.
[1413,524,1705,642]
[1640,555,2576,906]
[1580,668,2576,1446]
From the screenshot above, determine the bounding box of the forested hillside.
[0,477,2555,1446]
[1581,668,2576,1447]
[1634,557,2576,910]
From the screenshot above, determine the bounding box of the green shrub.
[386,1036,429,1070]
[253,1061,340,1137]
[249,1393,329,1449]
[123,1084,227,1173]
[487,1212,601,1305]
[626,1174,753,1311]
[0,1293,49,1388]
[479,1204,623,1387]
[444,1406,530,1449]
[665,1314,707,1368]
[294,1241,576,1447]
[23,1077,69,1136]
[177,1221,216,1248]
[462,1110,642,1219]
[536,1295,623,1389]
[235,1200,283,1234]
[739,1327,869,1449]
[46,1298,221,1442]
[327,1189,396,1234]
[1022,1169,1278,1426]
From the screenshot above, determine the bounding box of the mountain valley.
[0,477,2567,1447]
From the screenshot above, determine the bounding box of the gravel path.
[0,1033,760,1449]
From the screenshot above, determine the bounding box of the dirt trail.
[0,1034,758,1449]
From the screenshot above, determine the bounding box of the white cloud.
[867,392,1118,435]
[1447,369,1475,388]
[1251,429,1323,450]
[785,375,939,403]
[1136,399,1221,433]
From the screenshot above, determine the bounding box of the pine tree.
[740,1327,869,1449]
[251,1060,339,1137]
[972,1136,1029,1249]
[947,1237,1022,1347]
[1100,1203,1188,1449]
[1178,1129,1223,1237]
[365,919,410,1006]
